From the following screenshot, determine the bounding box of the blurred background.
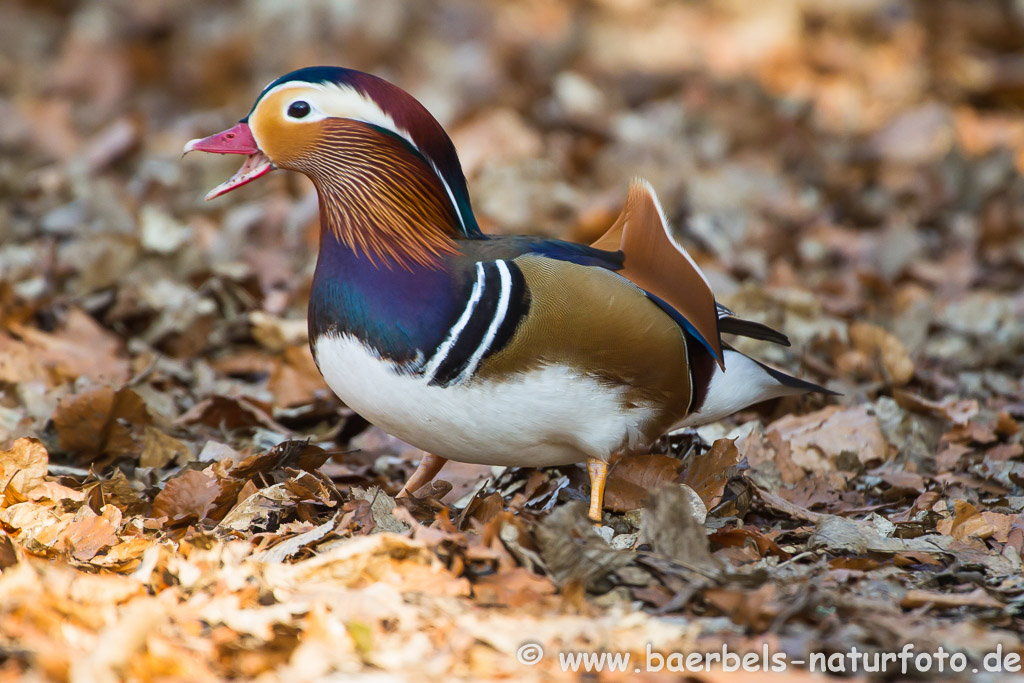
[3,3,1024,677]
[2,0,1023,445]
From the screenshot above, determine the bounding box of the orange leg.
[586,457,609,522]
[397,453,448,498]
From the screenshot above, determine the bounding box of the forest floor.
[1,1,1024,680]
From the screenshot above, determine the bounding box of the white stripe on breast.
[422,261,486,381]
[455,260,511,384]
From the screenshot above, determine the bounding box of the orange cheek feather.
[250,90,325,169]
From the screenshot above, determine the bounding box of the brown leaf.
[229,440,330,479]
[703,584,778,632]
[682,438,741,506]
[91,537,155,571]
[935,500,997,541]
[139,427,192,469]
[754,482,825,524]
[249,312,309,352]
[0,501,63,549]
[848,321,914,385]
[268,345,330,407]
[0,437,49,502]
[533,502,630,589]
[769,405,892,471]
[472,567,556,607]
[176,395,289,434]
[640,486,717,571]
[900,588,1003,610]
[26,481,86,504]
[895,391,979,425]
[605,454,682,511]
[53,386,152,461]
[58,508,119,561]
[8,309,130,385]
[151,469,242,525]
[86,469,149,517]
[709,527,791,559]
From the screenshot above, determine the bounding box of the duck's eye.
[287,101,311,119]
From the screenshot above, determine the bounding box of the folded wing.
[592,180,724,368]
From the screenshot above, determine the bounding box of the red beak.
[184,122,259,155]
[183,122,274,200]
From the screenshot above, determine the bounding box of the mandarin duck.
[185,66,833,522]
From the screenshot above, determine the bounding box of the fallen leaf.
[935,500,997,541]
[7,309,130,385]
[53,385,152,461]
[809,515,952,555]
[268,345,330,407]
[254,512,339,563]
[769,405,892,471]
[641,486,717,571]
[605,454,682,511]
[176,395,289,434]
[534,502,630,589]
[703,584,779,632]
[895,392,979,425]
[0,438,49,501]
[263,532,467,594]
[139,427,192,469]
[0,502,63,548]
[151,469,242,525]
[218,483,293,533]
[26,480,86,504]
[682,438,742,506]
[709,527,791,559]
[900,588,1003,610]
[472,567,556,607]
[57,507,119,561]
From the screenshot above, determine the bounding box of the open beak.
[183,122,275,200]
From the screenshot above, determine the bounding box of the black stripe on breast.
[429,262,503,386]
[488,260,529,360]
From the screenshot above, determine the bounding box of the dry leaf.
[472,567,556,607]
[176,395,289,434]
[900,588,1003,610]
[848,321,914,385]
[6,309,130,385]
[53,386,152,461]
[0,438,49,500]
[267,345,329,407]
[605,454,682,511]
[682,438,741,507]
[58,508,119,561]
[935,500,997,541]
[769,405,892,471]
[151,469,242,525]
[139,427,192,469]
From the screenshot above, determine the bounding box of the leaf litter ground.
[2,1,1024,680]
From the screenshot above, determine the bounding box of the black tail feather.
[753,357,840,396]
[718,316,791,347]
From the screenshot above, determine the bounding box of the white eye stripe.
[280,97,328,123]
[261,81,405,134]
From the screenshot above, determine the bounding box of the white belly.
[314,335,654,467]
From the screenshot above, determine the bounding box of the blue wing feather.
[526,239,625,269]
[643,292,720,362]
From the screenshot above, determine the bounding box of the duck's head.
[185,67,480,257]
